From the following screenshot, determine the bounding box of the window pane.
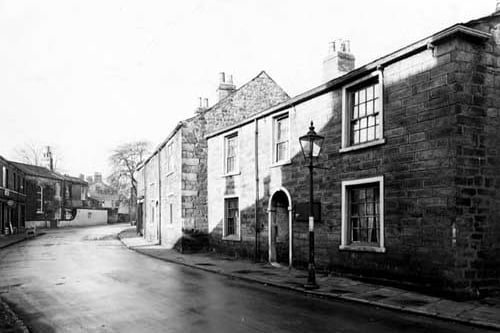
[366,101,374,115]
[359,219,368,242]
[351,203,358,216]
[352,105,358,119]
[368,116,375,127]
[360,89,366,103]
[352,130,359,144]
[353,121,360,131]
[367,127,375,141]
[353,91,359,105]
[360,117,367,129]
[358,203,365,216]
[352,228,359,242]
[351,188,360,202]
[373,83,379,99]
[366,85,373,101]
[360,128,367,142]
[366,201,374,214]
[359,103,366,117]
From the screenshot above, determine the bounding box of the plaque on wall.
[294,202,321,223]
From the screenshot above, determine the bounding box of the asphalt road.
[0,224,496,333]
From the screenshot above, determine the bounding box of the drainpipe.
[157,152,162,244]
[254,118,260,261]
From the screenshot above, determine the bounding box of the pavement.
[0,233,34,250]
[118,227,500,331]
[0,232,41,333]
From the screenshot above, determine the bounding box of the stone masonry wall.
[139,71,289,252]
[143,153,159,243]
[159,131,183,249]
[188,71,289,236]
[451,17,500,295]
[207,32,500,296]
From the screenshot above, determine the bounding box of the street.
[0,225,495,333]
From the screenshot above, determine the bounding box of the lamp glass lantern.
[299,122,324,161]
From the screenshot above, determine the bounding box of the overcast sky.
[0,0,494,178]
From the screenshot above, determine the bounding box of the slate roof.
[11,162,65,181]
[11,161,87,185]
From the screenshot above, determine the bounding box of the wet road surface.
[0,225,496,332]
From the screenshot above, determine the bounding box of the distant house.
[87,172,120,209]
[12,162,88,228]
[137,71,289,251]
[0,156,26,234]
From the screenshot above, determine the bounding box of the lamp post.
[299,121,324,289]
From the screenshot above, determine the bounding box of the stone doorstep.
[118,234,500,331]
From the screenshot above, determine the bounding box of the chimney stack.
[43,146,54,171]
[86,175,93,184]
[323,39,355,82]
[196,97,209,114]
[496,1,500,13]
[94,172,102,184]
[79,174,85,180]
[217,72,236,101]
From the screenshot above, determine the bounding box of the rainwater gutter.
[254,118,260,261]
[157,151,162,244]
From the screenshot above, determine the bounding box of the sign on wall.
[294,202,321,223]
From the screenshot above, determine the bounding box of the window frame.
[36,186,44,214]
[340,176,385,253]
[223,196,240,241]
[2,166,5,188]
[223,131,240,176]
[272,112,291,166]
[340,70,385,153]
[166,141,174,175]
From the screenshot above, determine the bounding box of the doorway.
[268,188,292,266]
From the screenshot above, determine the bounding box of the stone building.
[137,71,289,250]
[86,172,119,209]
[12,162,88,228]
[0,156,26,234]
[206,12,500,298]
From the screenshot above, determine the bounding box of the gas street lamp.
[299,121,324,289]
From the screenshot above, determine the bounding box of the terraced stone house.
[136,71,289,251]
[206,11,500,298]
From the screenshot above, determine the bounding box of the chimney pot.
[204,98,209,108]
[199,97,202,107]
[219,72,225,83]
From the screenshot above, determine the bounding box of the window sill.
[339,244,386,253]
[221,171,241,178]
[222,234,241,242]
[270,160,292,168]
[339,138,386,153]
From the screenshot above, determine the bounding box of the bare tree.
[108,141,151,201]
[14,142,62,170]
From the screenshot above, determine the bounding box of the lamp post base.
[304,282,319,290]
[304,262,319,290]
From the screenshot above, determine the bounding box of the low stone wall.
[58,209,107,227]
[25,220,45,229]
